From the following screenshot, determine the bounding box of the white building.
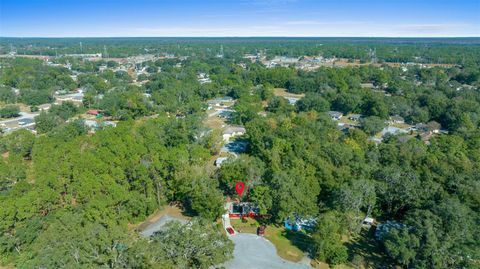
[222,125,246,142]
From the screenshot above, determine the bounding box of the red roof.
[87,109,100,115]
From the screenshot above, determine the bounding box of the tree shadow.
[172,201,197,218]
[344,228,395,268]
[283,229,316,256]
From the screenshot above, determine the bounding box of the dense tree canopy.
[0,38,479,268]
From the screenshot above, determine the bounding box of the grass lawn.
[343,228,392,269]
[204,114,225,129]
[339,114,362,126]
[265,225,307,262]
[389,122,412,129]
[230,218,258,234]
[273,88,305,99]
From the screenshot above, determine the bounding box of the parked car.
[257,225,265,236]
[226,227,235,235]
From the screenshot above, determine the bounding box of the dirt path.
[132,205,191,231]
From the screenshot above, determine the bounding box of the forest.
[0,38,479,268]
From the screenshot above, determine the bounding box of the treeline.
[2,37,480,64]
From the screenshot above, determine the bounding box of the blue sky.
[0,0,479,37]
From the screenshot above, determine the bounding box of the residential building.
[389,116,405,124]
[328,111,343,121]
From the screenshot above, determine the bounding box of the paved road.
[223,233,312,269]
[0,112,39,125]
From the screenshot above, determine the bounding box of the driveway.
[221,140,248,154]
[140,215,188,237]
[223,233,312,269]
[0,111,39,125]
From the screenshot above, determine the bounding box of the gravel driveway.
[140,215,188,237]
[223,233,312,269]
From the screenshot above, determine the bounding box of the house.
[207,97,234,109]
[102,121,117,128]
[84,120,98,129]
[414,121,441,135]
[197,73,212,84]
[389,116,405,124]
[222,125,246,142]
[207,100,220,109]
[87,109,101,116]
[414,123,429,133]
[284,97,299,105]
[265,62,277,68]
[337,123,356,134]
[55,91,84,104]
[381,126,409,137]
[348,114,363,122]
[227,202,260,219]
[55,89,68,95]
[284,216,317,232]
[219,96,234,102]
[362,217,375,227]
[328,111,343,121]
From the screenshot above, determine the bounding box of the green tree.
[296,93,330,112]
[0,105,20,118]
[34,111,62,134]
[150,218,234,269]
[249,185,273,214]
[312,212,348,266]
[2,129,35,158]
[361,116,386,135]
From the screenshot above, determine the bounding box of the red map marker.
[235,182,245,196]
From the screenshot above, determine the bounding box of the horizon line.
[1,36,479,39]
